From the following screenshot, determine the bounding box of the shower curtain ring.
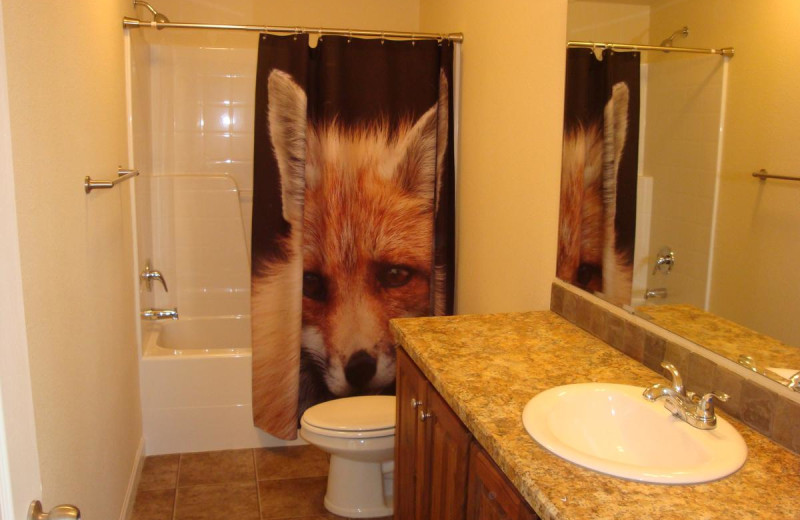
[293,27,300,40]
[411,33,415,46]
[381,31,385,44]
[347,30,352,43]
[318,28,323,42]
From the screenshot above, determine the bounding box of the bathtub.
[144,315,251,357]
[140,316,303,455]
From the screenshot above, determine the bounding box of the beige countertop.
[638,303,800,371]
[391,311,800,520]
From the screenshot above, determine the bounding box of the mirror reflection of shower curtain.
[557,48,639,306]
[250,34,455,440]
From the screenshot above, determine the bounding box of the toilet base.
[323,454,394,518]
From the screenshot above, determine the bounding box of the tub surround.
[551,281,800,452]
[391,312,800,520]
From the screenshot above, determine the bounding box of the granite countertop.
[638,303,800,371]
[391,311,800,520]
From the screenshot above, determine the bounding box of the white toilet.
[300,395,396,518]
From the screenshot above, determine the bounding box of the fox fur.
[557,81,633,306]
[252,68,448,438]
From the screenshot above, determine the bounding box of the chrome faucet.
[652,247,675,275]
[141,261,168,292]
[643,362,729,430]
[738,355,800,392]
[141,308,179,320]
[645,287,668,300]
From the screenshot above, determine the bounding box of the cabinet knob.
[419,410,432,422]
[411,398,422,409]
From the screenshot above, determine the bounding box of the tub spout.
[141,308,179,320]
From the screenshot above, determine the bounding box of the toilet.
[300,395,396,518]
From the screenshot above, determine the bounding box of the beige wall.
[1,0,142,518]
[567,0,650,51]
[151,0,420,32]
[650,1,800,346]
[420,0,567,314]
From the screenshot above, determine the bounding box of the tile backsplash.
[551,281,800,454]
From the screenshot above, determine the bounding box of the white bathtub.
[140,316,303,455]
[145,315,251,357]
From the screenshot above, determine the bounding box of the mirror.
[561,0,800,388]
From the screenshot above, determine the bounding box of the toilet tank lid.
[302,395,396,431]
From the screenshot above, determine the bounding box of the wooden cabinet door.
[395,348,429,520]
[466,443,540,520]
[426,386,471,520]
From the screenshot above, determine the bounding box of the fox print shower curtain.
[557,48,639,307]
[250,34,455,439]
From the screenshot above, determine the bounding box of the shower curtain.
[557,48,639,307]
[250,34,455,439]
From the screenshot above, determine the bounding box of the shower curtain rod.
[568,40,734,57]
[122,17,464,43]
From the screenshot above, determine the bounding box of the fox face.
[264,69,448,403]
[557,81,633,306]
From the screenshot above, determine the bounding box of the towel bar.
[84,167,139,193]
[752,169,800,182]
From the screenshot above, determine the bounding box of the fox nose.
[345,350,377,389]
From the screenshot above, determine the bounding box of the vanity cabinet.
[466,443,539,520]
[395,348,539,520]
[396,347,471,519]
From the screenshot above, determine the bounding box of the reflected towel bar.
[752,169,800,182]
[85,168,139,193]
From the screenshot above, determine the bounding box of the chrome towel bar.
[752,169,800,182]
[84,167,139,193]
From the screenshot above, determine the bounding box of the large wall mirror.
[560,0,800,390]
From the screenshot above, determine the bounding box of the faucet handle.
[660,362,685,396]
[141,262,169,292]
[696,392,729,422]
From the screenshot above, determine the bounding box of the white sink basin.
[522,383,747,484]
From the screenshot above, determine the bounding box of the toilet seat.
[301,395,396,439]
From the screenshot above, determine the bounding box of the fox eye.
[377,265,414,288]
[303,272,327,301]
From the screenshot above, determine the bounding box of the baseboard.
[119,436,145,520]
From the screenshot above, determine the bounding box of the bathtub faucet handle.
[141,261,168,292]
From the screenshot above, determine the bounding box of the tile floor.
[131,445,393,520]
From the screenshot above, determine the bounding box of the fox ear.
[604,81,629,173]
[394,70,449,200]
[268,69,307,225]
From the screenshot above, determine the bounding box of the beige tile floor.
[131,445,393,520]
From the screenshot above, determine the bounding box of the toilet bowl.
[300,395,395,518]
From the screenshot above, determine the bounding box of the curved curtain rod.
[122,17,464,43]
[568,40,734,57]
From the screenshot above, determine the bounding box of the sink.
[522,383,747,484]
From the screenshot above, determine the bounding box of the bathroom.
[0,0,797,519]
